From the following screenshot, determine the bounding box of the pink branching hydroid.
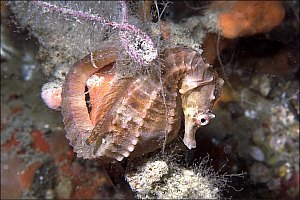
[33,1,158,65]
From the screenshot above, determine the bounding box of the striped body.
[61,47,223,162]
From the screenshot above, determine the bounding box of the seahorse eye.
[195,114,210,126]
[200,118,206,123]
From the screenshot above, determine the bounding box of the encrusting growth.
[33,0,158,66]
[125,151,231,199]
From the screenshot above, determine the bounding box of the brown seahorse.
[61,46,224,162]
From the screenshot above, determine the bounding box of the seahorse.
[61,46,224,162]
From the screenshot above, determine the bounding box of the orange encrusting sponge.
[216,1,285,39]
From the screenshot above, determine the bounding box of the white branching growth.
[119,27,158,65]
[119,1,158,65]
[125,151,245,199]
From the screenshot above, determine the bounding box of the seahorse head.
[180,65,224,149]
